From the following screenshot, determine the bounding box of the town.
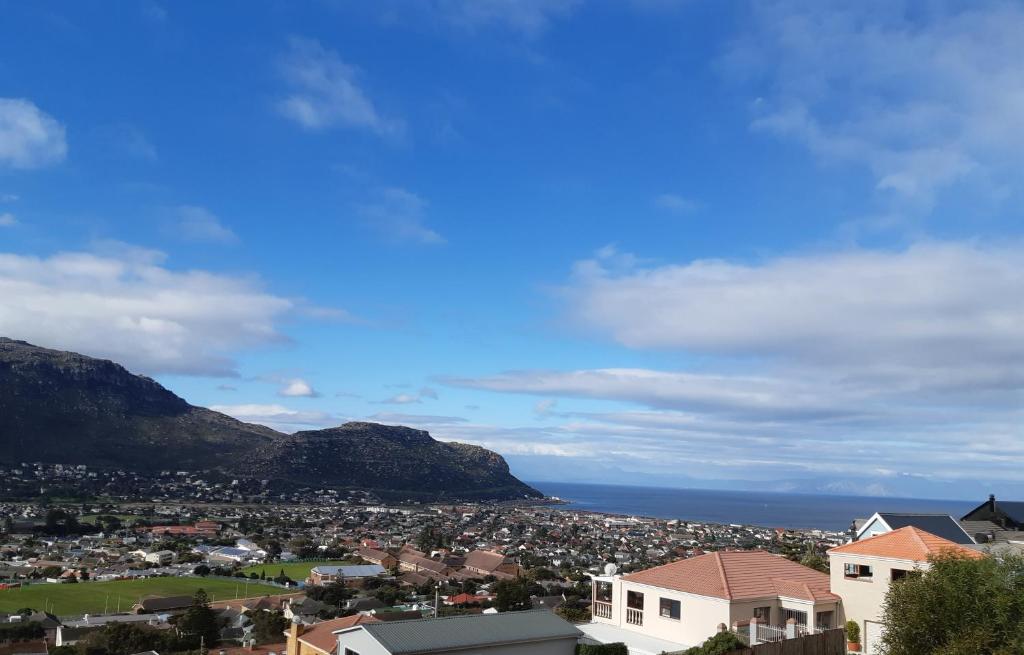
[1,464,1020,654]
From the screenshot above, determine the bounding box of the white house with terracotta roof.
[586,550,839,653]
[828,525,984,655]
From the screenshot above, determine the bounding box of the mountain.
[0,338,541,500]
[250,422,541,500]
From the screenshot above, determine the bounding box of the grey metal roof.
[877,513,974,544]
[311,564,385,577]
[356,610,581,654]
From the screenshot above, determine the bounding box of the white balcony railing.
[626,607,643,625]
[593,601,612,619]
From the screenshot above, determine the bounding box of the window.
[782,608,807,627]
[844,562,873,580]
[594,581,612,602]
[626,590,645,610]
[815,611,834,630]
[343,650,360,655]
[753,606,771,624]
[891,568,910,582]
[659,597,681,620]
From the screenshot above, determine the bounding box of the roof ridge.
[714,551,733,600]
[907,526,930,553]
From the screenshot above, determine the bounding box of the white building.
[828,526,983,655]
[586,551,839,654]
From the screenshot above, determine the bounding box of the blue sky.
[2,1,1024,499]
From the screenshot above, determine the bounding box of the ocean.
[528,481,978,531]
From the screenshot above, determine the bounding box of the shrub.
[845,619,860,644]
[576,644,628,655]
[681,632,746,655]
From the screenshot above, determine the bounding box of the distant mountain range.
[0,338,541,501]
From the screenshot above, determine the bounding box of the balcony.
[593,601,613,619]
[626,607,643,625]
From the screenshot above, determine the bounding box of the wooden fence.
[724,629,846,655]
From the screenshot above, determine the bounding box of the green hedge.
[577,643,629,655]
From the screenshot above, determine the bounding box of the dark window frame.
[659,597,681,620]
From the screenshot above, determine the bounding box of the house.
[828,526,983,655]
[961,494,1024,529]
[586,551,839,654]
[287,616,382,655]
[333,610,581,655]
[134,595,194,614]
[356,548,397,570]
[854,513,973,544]
[461,551,521,580]
[309,565,386,586]
[144,550,176,566]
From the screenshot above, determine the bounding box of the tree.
[250,610,289,645]
[305,582,354,608]
[681,632,746,655]
[879,552,1024,655]
[176,589,220,647]
[87,623,167,655]
[493,579,532,612]
[373,585,404,607]
[193,564,211,577]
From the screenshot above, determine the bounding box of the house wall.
[828,553,925,633]
[598,577,732,647]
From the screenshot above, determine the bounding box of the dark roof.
[876,513,974,544]
[138,595,193,611]
[961,496,1024,528]
[351,610,581,654]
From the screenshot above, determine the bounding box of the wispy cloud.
[171,205,238,244]
[276,37,404,139]
[210,403,338,432]
[722,2,1024,209]
[654,193,698,214]
[357,187,445,245]
[0,213,15,227]
[0,98,67,169]
[377,386,440,405]
[435,0,581,38]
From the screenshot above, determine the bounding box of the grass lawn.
[0,577,281,616]
[239,560,358,582]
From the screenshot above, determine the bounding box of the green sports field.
[0,577,281,616]
[239,560,358,582]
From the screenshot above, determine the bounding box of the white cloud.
[278,378,320,398]
[654,193,698,214]
[565,242,1024,375]
[435,0,581,38]
[0,98,67,169]
[277,37,404,138]
[723,2,1024,206]
[437,240,1024,496]
[380,393,422,405]
[0,246,314,376]
[357,187,445,245]
[0,213,15,227]
[172,205,238,244]
[210,403,337,432]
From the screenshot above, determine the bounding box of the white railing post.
[786,618,797,639]
[749,617,759,645]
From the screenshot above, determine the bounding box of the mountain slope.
[249,422,541,500]
[0,338,278,469]
[0,338,540,500]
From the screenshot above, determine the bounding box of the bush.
[576,644,628,655]
[681,632,746,655]
[845,619,860,644]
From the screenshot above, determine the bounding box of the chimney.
[990,494,997,511]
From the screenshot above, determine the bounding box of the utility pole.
[434,585,439,618]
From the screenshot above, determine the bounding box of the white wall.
[829,552,924,652]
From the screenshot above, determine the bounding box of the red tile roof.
[623,550,838,602]
[828,526,984,562]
